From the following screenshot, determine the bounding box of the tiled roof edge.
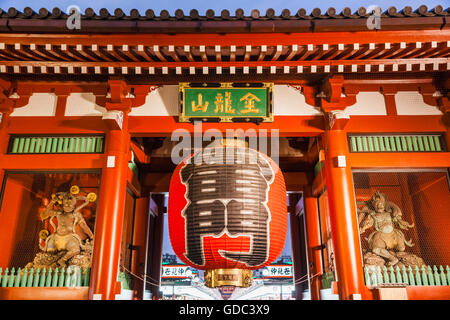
[0,5,447,20]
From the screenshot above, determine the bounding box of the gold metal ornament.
[70,185,80,195]
[52,193,63,204]
[87,192,97,202]
[40,211,50,220]
[39,229,49,240]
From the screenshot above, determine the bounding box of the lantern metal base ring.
[204,269,253,288]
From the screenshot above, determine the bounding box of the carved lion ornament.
[357,191,423,267]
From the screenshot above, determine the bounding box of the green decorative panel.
[364,265,450,287]
[349,134,445,153]
[9,135,104,154]
[0,267,91,287]
[179,82,273,123]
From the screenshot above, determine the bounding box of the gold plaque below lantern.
[204,269,253,288]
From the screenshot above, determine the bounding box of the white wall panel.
[129,86,178,116]
[395,91,442,115]
[273,85,322,115]
[344,92,387,115]
[65,92,106,116]
[10,93,57,117]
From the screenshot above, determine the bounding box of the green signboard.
[179,83,273,123]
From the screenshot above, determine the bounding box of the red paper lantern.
[168,146,287,276]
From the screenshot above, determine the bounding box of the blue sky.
[0,0,446,15]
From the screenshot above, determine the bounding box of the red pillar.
[288,193,305,300]
[323,124,365,300]
[149,194,165,300]
[89,114,130,300]
[0,112,11,266]
[442,101,450,149]
[446,129,450,153]
[303,189,323,300]
[0,112,10,185]
[131,196,150,299]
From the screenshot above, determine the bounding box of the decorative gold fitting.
[70,185,80,195]
[38,229,49,240]
[87,192,97,202]
[204,269,253,288]
[221,138,248,147]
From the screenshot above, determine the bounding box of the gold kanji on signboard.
[192,93,209,112]
[240,93,261,114]
[214,92,235,114]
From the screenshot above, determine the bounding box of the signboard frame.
[161,265,191,279]
[179,82,274,123]
[263,264,294,279]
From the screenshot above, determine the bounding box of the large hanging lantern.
[168,140,287,288]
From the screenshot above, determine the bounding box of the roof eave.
[0,16,446,34]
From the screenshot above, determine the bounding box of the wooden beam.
[167,45,181,62]
[143,169,312,192]
[85,45,114,62]
[72,44,95,61]
[55,44,84,61]
[35,44,69,61]
[143,172,171,192]
[1,30,448,47]
[150,45,167,62]
[0,154,104,170]
[349,152,450,168]
[130,139,150,164]
[7,116,108,134]
[345,115,446,133]
[118,45,141,62]
[284,171,312,191]
[135,45,156,62]
[2,57,446,71]
[129,115,324,137]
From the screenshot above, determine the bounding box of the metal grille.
[353,170,450,268]
[8,135,104,154]
[0,172,99,271]
[349,134,445,153]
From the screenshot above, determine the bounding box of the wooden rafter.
[0,30,446,77]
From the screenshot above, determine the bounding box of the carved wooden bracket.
[103,80,159,112]
[380,85,398,96]
[0,79,160,116]
[0,79,31,114]
[302,85,319,107]
[322,74,345,104]
[320,75,358,113]
[418,83,440,107]
[327,110,350,130]
[288,84,318,107]
[130,85,159,108]
[438,96,450,127]
[53,86,72,97]
[105,79,132,112]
